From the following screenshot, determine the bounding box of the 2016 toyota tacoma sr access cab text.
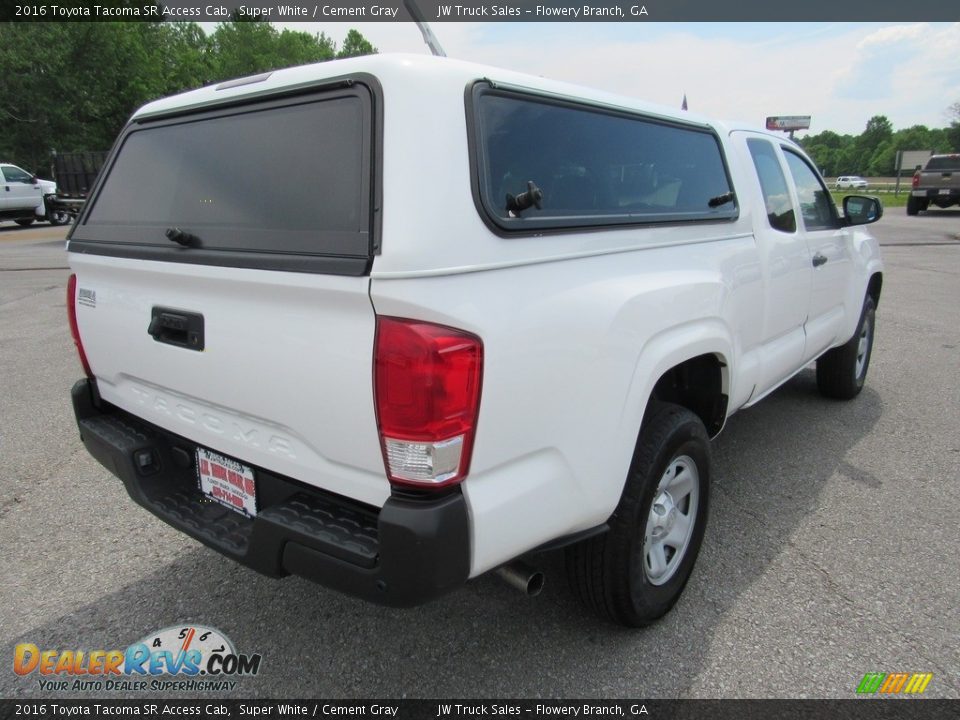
[67,55,884,627]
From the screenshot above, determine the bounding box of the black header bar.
[1,700,959,720]
[3,0,958,22]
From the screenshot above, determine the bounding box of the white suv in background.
[0,163,70,226]
[836,175,868,190]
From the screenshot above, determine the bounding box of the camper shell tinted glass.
[71,83,378,276]
[469,84,737,234]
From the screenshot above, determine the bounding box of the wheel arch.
[622,321,734,445]
[646,354,729,438]
[867,271,883,308]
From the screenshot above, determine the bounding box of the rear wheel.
[566,403,710,627]
[816,296,876,400]
[15,218,35,227]
[47,209,71,226]
[906,196,926,215]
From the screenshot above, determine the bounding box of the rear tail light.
[67,273,93,378]
[374,317,483,489]
[912,171,920,188]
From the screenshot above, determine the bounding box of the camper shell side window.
[468,83,738,236]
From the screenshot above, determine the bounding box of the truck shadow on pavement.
[0,223,52,234]
[6,369,881,699]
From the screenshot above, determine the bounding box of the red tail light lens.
[374,317,483,488]
[67,274,93,378]
[912,171,920,188]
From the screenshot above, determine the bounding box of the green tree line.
[801,111,960,178]
[3,21,958,181]
[0,22,376,173]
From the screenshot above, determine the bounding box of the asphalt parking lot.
[1,210,958,699]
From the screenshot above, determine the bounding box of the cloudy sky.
[271,21,960,136]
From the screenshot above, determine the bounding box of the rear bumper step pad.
[71,379,470,607]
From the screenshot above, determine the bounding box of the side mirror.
[842,195,882,226]
[30,175,39,185]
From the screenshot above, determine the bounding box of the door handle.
[812,253,828,267]
[148,307,205,351]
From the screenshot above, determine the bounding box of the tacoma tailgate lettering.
[128,383,297,460]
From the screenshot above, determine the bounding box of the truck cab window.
[746,139,796,233]
[783,150,838,231]
[2,166,33,183]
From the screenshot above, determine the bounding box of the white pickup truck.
[1,163,70,226]
[67,55,883,626]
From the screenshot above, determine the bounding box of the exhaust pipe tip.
[495,561,545,597]
[526,570,546,597]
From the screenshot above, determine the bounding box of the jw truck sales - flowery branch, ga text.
[14,3,649,19]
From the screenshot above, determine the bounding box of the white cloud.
[832,22,960,129]
[274,22,960,135]
[856,22,930,50]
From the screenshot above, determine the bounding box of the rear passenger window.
[747,139,796,233]
[471,87,736,232]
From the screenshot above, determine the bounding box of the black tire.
[15,218,35,226]
[816,296,876,400]
[906,196,923,215]
[47,209,71,226]
[566,403,710,627]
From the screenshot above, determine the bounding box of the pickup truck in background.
[0,162,70,226]
[908,153,960,215]
[66,54,884,627]
[49,151,109,221]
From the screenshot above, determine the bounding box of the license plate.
[939,189,951,195]
[196,447,257,517]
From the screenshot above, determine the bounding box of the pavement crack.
[712,482,954,680]
[0,495,24,520]
[0,283,64,309]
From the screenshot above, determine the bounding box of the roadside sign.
[898,150,933,172]
[766,116,812,131]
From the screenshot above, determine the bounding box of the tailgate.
[67,80,389,507]
[919,156,960,190]
[919,170,956,190]
[69,255,387,507]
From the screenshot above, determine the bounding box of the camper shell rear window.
[70,82,378,276]
[469,84,737,235]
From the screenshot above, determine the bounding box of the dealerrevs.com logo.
[13,625,262,693]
